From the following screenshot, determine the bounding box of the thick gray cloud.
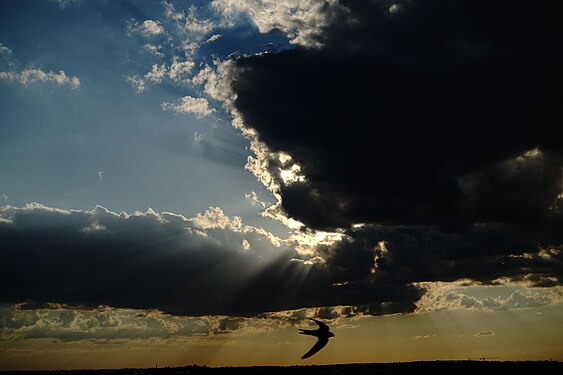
[335,224,562,286]
[230,0,562,289]
[0,204,422,316]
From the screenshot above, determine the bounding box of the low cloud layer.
[416,282,561,313]
[0,302,362,342]
[0,302,254,341]
[0,204,422,316]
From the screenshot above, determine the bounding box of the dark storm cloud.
[338,224,561,286]
[233,0,560,229]
[0,204,422,316]
[230,0,562,286]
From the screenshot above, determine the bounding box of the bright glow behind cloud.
[210,0,343,47]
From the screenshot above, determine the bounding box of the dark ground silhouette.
[1,361,561,375]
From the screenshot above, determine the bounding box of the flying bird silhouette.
[299,318,334,359]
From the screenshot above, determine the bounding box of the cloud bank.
[0,204,423,316]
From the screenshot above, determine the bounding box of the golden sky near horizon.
[1,299,562,370]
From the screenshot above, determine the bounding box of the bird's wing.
[301,337,329,359]
[310,318,329,332]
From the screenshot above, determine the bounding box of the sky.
[0,0,561,370]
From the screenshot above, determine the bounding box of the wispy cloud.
[168,56,195,83]
[474,330,495,337]
[126,57,195,92]
[245,190,267,208]
[0,68,80,89]
[128,19,165,37]
[0,43,14,59]
[144,63,167,83]
[143,43,165,58]
[193,131,205,143]
[163,0,183,21]
[414,334,436,340]
[124,74,145,94]
[161,3,216,35]
[184,5,214,34]
[204,34,222,43]
[53,0,80,9]
[1,43,79,89]
[161,96,216,117]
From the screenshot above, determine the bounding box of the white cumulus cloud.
[128,19,165,37]
[53,0,80,9]
[143,43,165,58]
[144,63,167,83]
[168,56,195,83]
